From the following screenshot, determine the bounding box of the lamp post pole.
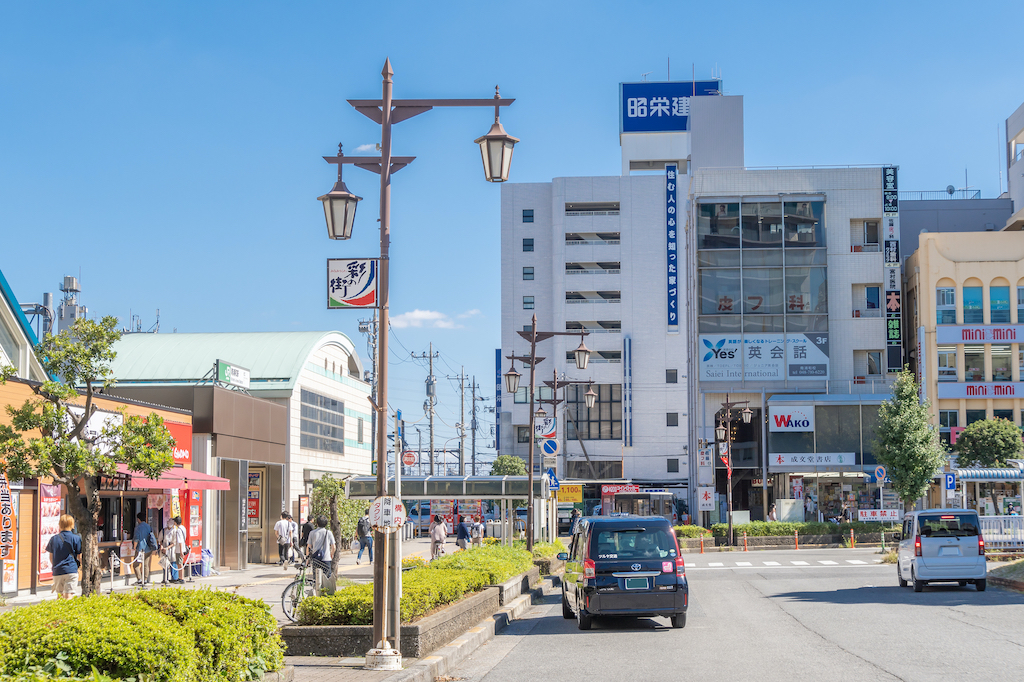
[716,394,751,547]
[320,60,517,669]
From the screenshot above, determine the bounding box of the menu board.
[38,484,61,581]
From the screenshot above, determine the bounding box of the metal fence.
[898,190,981,201]
[980,516,1024,549]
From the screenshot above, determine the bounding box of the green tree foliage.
[0,318,175,595]
[955,418,1024,467]
[489,454,527,476]
[873,369,946,512]
[309,474,363,573]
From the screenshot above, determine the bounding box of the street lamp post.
[715,394,753,547]
[503,314,589,552]
[320,59,516,669]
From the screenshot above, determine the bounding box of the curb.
[264,666,294,682]
[988,576,1024,591]
[382,577,554,682]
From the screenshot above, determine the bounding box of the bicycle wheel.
[282,578,307,623]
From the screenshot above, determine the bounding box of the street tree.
[954,418,1024,468]
[0,317,175,595]
[310,473,363,575]
[873,368,946,512]
[489,454,527,476]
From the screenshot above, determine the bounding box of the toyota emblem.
[631,563,642,571]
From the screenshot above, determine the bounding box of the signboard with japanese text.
[700,334,829,381]
[742,335,787,380]
[534,417,556,440]
[557,484,583,504]
[768,452,856,472]
[769,406,815,432]
[247,471,261,528]
[601,484,640,496]
[935,325,1024,344]
[0,474,16,589]
[699,335,743,381]
[327,258,379,309]
[882,169,902,372]
[620,81,720,133]
[495,349,501,452]
[698,486,716,512]
[859,509,902,522]
[369,496,405,532]
[882,166,898,213]
[38,484,61,581]
[787,333,830,379]
[917,325,927,403]
[665,164,680,327]
[216,359,251,389]
[165,421,193,465]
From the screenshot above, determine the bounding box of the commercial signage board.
[165,421,193,465]
[38,483,61,581]
[935,325,1024,344]
[768,452,856,472]
[216,359,250,389]
[698,449,713,467]
[557,484,583,504]
[699,333,829,381]
[620,80,720,133]
[327,258,379,309]
[917,325,927,403]
[698,486,715,512]
[882,168,902,372]
[402,450,417,467]
[936,382,1024,399]
[0,473,16,589]
[601,484,640,496]
[769,406,815,432]
[665,165,680,327]
[494,349,501,452]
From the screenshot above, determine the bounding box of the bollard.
[850,528,855,549]
[743,531,748,552]
[109,554,116,594]
[700,534,705,554]
[794,529,799,551]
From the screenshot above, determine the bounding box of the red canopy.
[115,464,231,491]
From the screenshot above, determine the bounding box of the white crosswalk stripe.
[735,562,752,566]
[819,560,838,565]
[791,560,810,565]
[763,561,780,566]
[708,562,724,567]
[847,560,866,564]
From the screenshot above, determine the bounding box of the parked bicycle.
[281,558,320,622]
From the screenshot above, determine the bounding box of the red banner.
[165,421,193,465]
[38,484,61,581]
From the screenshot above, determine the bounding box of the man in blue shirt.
[456,516,471,551]
[132,511,156,585]
[46,514,82,599]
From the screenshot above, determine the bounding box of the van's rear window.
[918,514,979,538]
[590,528,676,560]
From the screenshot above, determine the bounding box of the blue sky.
[2,1,1022,467]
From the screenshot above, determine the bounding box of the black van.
[558,515,688,630]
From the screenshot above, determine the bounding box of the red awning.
[115,464,231,491]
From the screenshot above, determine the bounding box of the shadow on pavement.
[772,583,1024,607]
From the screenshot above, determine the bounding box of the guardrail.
[981,516,1024,549]
[898,190,981,200]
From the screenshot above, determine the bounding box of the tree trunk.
[66,477,102,596]
[329,493,342,576]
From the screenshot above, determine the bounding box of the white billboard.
[768,452,855,472]
[769,406,815,432]
[699,333,829,381]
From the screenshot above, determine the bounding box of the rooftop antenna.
[641,71,652,82]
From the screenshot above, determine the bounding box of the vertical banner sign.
[917,325,926,404]
[494,349,501,453]
[0,473,16,591]
[38,483,61,581]
[883,166,902,372]
[623,336,633,447]
[666,164,679,327]
[327,258,379,309]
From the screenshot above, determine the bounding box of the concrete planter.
[495,566,541,605]
[677,537,712,550]
[532,555,564,575]
[280,586,500,659]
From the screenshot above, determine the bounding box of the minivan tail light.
[673,532,685,576]
[914,535,922,557]
[583,559,596,579]
[979,535,985,556]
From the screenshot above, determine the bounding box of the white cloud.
[390,309,460,329]
[457,309,481,319]
[354,143,377,153]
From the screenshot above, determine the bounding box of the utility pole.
[471,377,477,476]
[411,344,439,474]
[359,312,379,472]
[448,366,468,475]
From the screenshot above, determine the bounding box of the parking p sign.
[944,473,956,490]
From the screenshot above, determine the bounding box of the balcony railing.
[566,269,621,275]
[852,308,882,318]
[565,239,621,245]
[566,328,620,333]
[850,244,881,253]
[565,298,621,304]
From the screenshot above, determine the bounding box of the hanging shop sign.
[216,359,250,389]
[882,167,902,373]
[327,258,379,309]
[534,417,557,440]
[165,421,193,465]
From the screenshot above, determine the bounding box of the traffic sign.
[402,450,417,466]
[546,468,560,491]
[944,473,956,490]
[369,496,405,533]
[540,439,560,456]
[698,487,715,511]
[874,466,886,482]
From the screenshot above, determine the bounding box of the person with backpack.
[298,514,315,559]
[131,511,157,585]
[456,515,471,551]
[471,515,484,547]
[307,515,336,592]
[274,512,291,566]
[356,509,373,565]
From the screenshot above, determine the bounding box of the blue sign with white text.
[620,81,721,133]
[665,164,679,327]
[945,473,956,491]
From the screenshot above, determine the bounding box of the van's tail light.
[979,535,985,556]
[914,535,922,557]
[673,532,685,576]
[583,559,595,579]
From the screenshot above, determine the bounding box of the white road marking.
[763,561,780,566]
[819,560,838,565]
[708,562,724,567]
[735,562,752,567]
[791,560,810,565]
[847,560,866,564]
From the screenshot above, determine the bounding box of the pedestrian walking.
[471,515,483,547]
[456,516,471,551]
[46,514,82,599]
[307,515,336,593]
[429,514,447,559]
[274,512,291,566]
[170,516,187,583]
[298,514,315,558]
[767,503,777,522]
[287,513,301,564]
[569,508,582,534]
[356,509,373,565]
[132,512,157,585]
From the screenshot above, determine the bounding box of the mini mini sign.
[328,258,379,309]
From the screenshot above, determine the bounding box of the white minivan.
[896,509,987,592]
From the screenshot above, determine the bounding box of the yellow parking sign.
[557,484,583,503]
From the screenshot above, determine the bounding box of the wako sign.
[620,81,721,133]
[769,406,815,432]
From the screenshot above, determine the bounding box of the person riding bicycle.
[429,514,447,559]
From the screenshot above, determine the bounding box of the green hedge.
[429,545,533,584]
[524,539,567,558]
[674,525,712,538]
[709,520,902,538]
[0,590,284,682]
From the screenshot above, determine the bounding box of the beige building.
[905,231,1024,444]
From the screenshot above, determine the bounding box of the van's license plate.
[624,577,649,590]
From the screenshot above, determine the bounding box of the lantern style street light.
[584,384,598,410]
[573,337,591,371]
[320,59,515,670]
[716,394,751,547]
[503,362,521,395]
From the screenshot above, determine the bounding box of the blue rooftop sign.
[620,80,721,133]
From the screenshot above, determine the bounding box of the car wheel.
[976,579,987,592]
[562,588,573,620]
[958,580,967,587]
[897,561,907,587]
[577,608,593,631]
[912,566,925,593]
[671,613,686,629]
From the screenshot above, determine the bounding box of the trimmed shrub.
[0,595,194,682]
[402,555,428,569]
[429,545,532,584]
[674,525,711,538]
[709,520,902,538]
[528,539,567,558]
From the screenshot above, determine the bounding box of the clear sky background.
[2,1,1022,468]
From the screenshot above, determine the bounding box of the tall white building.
[499,79,903,521]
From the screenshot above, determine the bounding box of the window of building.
[523,296,534,309]
[666,369,678,383]
[517,426,530,443]
[700,268,741,315]
[667,413,679,427]
[963,286,983,323]
[741,202,783,248]
[864,221,879,244]
[937,346,957,381]
[743,268,783,314]
[357,418,364,444]
[522,209,534,223]
[994,409,1013,421]
[513,386,554,404]
[939,410,958,446]
[565,383,622,440]
[936,287,956,324]
[300,389,345,454]
[992,344,1012,381]
[522,238,534,252]
[667,458,679,473]
[523,267,534,280]
[966,409,987,425]
[964,346,985,381]
[697,203,740,249]
[785,267,828,315]
[866,286,880,310]
[1018,286,1024,322]
[991,286,1011,323]
[783,202,826,248]
[867,351,882,376]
